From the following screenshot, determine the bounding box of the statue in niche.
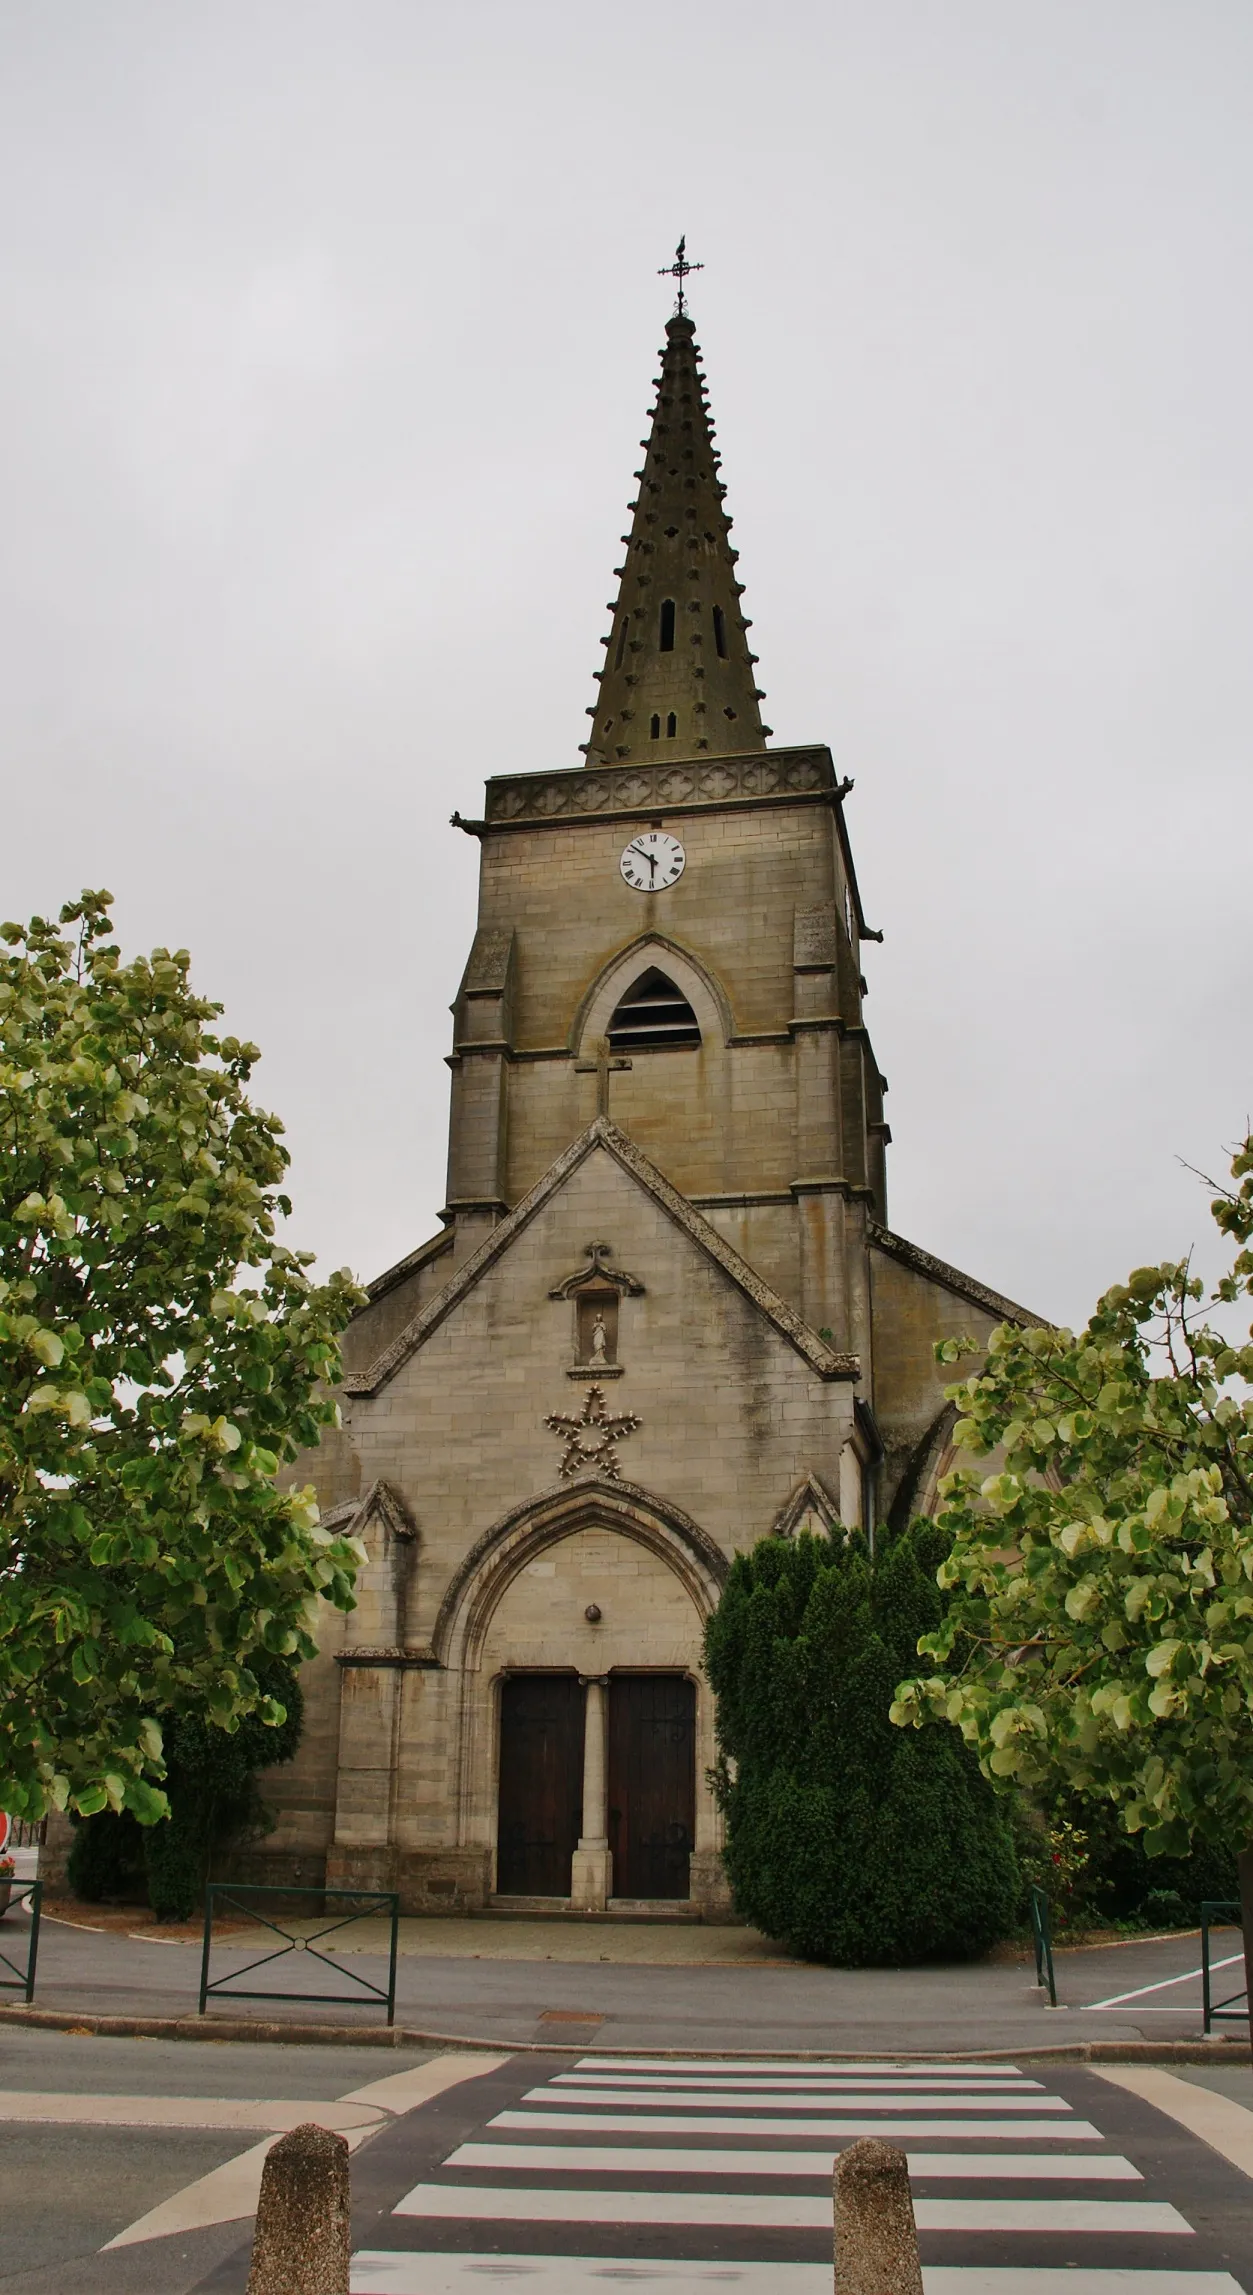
[576,1290,618,1366]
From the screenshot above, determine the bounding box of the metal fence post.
[385,1893,399,2028]
[23,1880,41,2004]
[198,1884,215,2016]
[1029,1884,1057,2007]
[0,1880,43,2003]
[1200,1899,1245,2035]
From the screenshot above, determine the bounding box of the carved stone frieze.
[484,746,835,828]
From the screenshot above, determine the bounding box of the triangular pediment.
[771,1472,846,1541]
[320,1477,417,1544]
[345,1118,859,1398]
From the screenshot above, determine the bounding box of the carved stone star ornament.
[545,1385,641,1482]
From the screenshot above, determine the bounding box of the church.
[260,265,1032,1917]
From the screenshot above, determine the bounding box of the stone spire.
[582,308,772,767]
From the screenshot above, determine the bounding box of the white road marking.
[573,2058,1025,2075]
[491,2110,1077,2138]
[102,2050,501,2250]
[342,2056,510,2110]
[395,2180,1159,2226]
[1083,1955,1242,2012]
[350,2258,1244,2295]
[1092,2066,1253,2182]
[447,2134,1105,2175]
[104,2125,380,2250]
[551,2073,1044,2091]
[522,2089,1068,2114]
[415,2148,1138,2184]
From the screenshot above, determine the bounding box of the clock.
[620,830,686,892]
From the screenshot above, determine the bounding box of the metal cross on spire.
[658,234,703,317]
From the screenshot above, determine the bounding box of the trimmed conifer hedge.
[704,1520,1019,1964]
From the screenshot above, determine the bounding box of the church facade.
[259,292,1032,1916]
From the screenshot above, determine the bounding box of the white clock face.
[620,831,686,892]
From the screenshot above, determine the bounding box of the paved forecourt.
[339,2052,1251,2295]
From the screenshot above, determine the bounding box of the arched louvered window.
[607,967,701,1052]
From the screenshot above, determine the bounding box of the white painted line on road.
[492,2110,1075,2138]
[1082,1955,1241,2011]
[105,2124,378,2251]
[553,2073,1043,2091]
[1092,2065,1253,2182]
[103,2050,504,2250]
[439,2146,1133,2183]
[351,2258,1244,2295]
[342,2054,511,2111]
[523,2090,1068,2114]
[448,2133,1105,2175]
[574,2058,1025,2075]
[396,2178,1152,2225]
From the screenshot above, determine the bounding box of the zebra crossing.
[348,2054,1246,2295]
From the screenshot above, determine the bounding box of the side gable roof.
[346,1117,860,1397]
[868,1220,1042,1328]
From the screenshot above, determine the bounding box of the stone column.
[570,1676,613,1912]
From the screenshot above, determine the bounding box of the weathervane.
[659,234,703,317]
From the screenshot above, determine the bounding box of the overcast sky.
[2,2,1249,1328]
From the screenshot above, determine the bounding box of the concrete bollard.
[834,2137,924,2295]
[246,2123,351,2295]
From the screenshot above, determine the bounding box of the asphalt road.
[7,1906,1248,2051]
[0,2033,1248,2293]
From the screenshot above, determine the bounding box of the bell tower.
[445,250,890,1362]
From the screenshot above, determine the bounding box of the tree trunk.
[1238,1844,1253,2068]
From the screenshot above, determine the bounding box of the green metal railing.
[198,1884,400,2025]
[1029,1883,1057,2007]
[0,1879,42,2003]
[1201,1900,1246,2035]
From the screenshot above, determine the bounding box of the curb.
[0,2003,1245,2065]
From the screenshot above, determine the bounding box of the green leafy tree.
[69,1653,305,1920]
[704,1521,1019,1964]
[0,890,365,1826]
[891,1135,1253,2005]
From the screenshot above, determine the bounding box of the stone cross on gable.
[575,1036,632,1117]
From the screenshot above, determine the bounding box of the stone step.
[479,1896,711,1924]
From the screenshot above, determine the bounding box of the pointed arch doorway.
[494,1670,696,1902]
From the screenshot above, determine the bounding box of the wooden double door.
[607,1672,696,1900]
[495,1671,695,1900]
